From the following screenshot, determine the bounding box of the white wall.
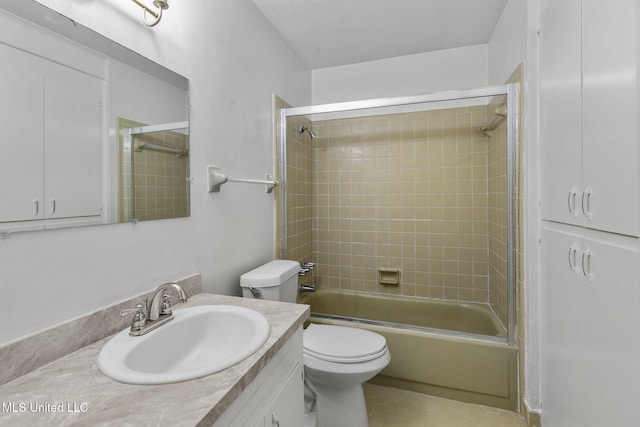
[0,0,310,345]
[488,0,542,413]
[488,0,527,85]
[311,44,489,104]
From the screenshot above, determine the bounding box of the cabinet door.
[542,227,640,426]
[581,236,640,426]
[541,228,584,427]
[266,363,304,427]
[539,0,583,226]
[582,0,638,236]
[0,44,44,222]
[44,63,103,219]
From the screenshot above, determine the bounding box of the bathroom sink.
[98,305,270,385]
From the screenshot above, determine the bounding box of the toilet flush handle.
[248,287,262,298]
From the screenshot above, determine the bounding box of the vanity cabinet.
[255,363,304,427]
[213,328,304,427]
[539,0,638,237]
[541,226,640,426]
[0,42,103,225]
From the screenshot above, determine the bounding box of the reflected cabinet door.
[44,61,103,219]
[0,44,44,222]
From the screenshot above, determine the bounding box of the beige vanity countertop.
[0,293,309,427]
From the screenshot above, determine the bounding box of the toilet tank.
[240,260,300,303]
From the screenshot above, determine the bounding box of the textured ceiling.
[252,0,508,69]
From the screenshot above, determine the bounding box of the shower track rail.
[127,121,190,157]
[308,312,509,345]
[134,141,186,157]
[277,84,519,346]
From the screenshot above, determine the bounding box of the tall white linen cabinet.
[539,0,640,425]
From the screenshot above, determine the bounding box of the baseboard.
[521,399,541,427]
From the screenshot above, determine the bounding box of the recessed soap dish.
[378,268,400,285]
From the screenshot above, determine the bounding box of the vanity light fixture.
[130,0,169,27]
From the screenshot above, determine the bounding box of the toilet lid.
[303,324,387,363]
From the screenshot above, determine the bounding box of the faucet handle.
[120,303,147,335]
[120,302,146,317]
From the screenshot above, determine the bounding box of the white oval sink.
[98,305,270,385]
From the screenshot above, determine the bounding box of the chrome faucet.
[148,282,188,321]
[120,282,188,336]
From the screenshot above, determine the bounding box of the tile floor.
[364,383,527,427]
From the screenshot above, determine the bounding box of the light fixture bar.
[130,0,169,27]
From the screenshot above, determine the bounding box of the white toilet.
[241,260,391,427]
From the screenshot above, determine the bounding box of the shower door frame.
[277,84,519,346]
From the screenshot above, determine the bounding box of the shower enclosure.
[276,84,519,346]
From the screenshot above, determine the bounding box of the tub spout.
[299,284,316,293]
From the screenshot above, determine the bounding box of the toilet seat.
[303,324,388,364]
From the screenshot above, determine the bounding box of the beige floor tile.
[364,383,527,427]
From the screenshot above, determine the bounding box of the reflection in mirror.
[118,120,190,222]
[107,57,190,224]
[0,1,190,233]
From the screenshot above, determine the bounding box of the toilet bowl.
[303,324,391,427]
[240,261,391,427]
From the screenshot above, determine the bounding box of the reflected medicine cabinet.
[0,42,103,227]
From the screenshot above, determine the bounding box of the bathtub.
[299,289,518,411]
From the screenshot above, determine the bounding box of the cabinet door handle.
[581,186,593,221]
[567,187,578,217]
[567,243,579,274]
[581,246,594,281]
[50,199,56,215]
[33,199,39,216]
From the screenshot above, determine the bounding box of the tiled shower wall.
[312,106,497,305]
[488,112,509,325]
[117,118,190,222]
[284,114,314,265]
[283,104,510,325]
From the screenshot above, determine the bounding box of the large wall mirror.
[0,1,190,233]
